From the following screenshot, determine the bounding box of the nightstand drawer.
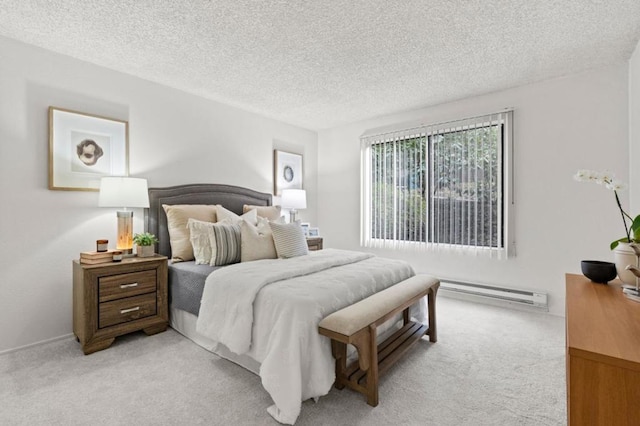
[98,270,157,302]
[99,293,157,328]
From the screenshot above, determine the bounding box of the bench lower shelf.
[338,320,429,392]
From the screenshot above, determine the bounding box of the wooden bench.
[318,275,439,406]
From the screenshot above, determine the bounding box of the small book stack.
[80,250,117,265]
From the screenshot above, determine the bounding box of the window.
[361,111,513,256]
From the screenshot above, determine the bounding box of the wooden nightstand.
[306,237,323,251]
[73,255,168,355]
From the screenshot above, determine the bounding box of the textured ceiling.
[0,1,639,130]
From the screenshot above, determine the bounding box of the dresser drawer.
[98,270,157,302]
[99,293,157,328]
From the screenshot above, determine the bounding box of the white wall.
[0,36,317,352]
[318,65,629,315]
[630,39,640,212]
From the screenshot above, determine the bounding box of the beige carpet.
[0,296,566,425]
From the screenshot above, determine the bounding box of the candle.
[96,239,108,252]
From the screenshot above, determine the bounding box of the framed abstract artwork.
[273,150,302,195]
[48,107,129,191]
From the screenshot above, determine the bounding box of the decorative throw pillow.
[269,221,309,259]
[187,218,216,265]
[243,205,282,221]
[163,204,217,262]
[216,204,258,226]
[240,219,277,262]
[207,222,242,266]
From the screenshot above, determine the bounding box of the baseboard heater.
[440,279,548,310]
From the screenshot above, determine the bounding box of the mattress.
[168,261,221,315]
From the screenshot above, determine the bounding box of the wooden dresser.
[73,255,168,354]
[565,273,640,425]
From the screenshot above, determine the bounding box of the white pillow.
[216,204,258,226]
[207,222,242,266]
[187,219,216,265]
[243,205,282,221]
[163,204,217,262]
[269,221,309,259]
[240,218,278,262]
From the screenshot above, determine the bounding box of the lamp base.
[289,209,298,224]
[116,210,134,255]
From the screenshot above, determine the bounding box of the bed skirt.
[169,306,261,375]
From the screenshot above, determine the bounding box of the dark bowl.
[581,260,617,284]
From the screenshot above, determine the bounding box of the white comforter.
[196,249,425,424]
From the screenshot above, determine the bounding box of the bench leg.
[350,328,378,406]
[427,287,438,343]
[366,324,379,407]
[331,340,347,390]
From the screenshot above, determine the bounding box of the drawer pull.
[120,283,139,289]
[120,306,140,314]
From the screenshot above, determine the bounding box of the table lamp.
[281,189,306,223]
[98,177,149,255]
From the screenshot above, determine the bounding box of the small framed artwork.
[308,227,320,237]
[274,150,302,195]
[49,107,129,191]
[301,222,310,236]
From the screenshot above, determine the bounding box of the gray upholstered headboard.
[145,184,272,258]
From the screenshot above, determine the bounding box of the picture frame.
[274,150,302,196]
[308,227,320,237]
[49,107,129,191]
[301,222,310,236]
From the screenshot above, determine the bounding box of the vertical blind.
[361,111,513,257]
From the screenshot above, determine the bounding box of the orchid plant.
[574,169,640,249]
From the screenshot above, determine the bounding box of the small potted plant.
[133,232,158,258]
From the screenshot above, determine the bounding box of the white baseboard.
[0,333,74,356]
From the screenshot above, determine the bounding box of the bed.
[145,183,426,424]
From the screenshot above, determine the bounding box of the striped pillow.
[207,222,241,266]
[269,221,309,259]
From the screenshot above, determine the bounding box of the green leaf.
[632,215,640,240]
[611,237,630,250]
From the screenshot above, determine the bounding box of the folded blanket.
[196,249,374,354]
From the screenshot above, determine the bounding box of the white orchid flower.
[575,168,634,247]
[588,170,602,182]
[574,169,590,181]
[606,180,625,191]
[597,171,615,185]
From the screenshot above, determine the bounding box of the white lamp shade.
[281,189,307,209]
[98,177,150,208]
